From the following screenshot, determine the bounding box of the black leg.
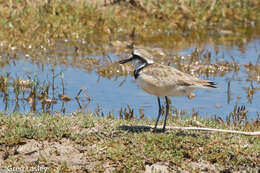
[153,97,162,131]
[162,96,170,132]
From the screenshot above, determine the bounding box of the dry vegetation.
[0,0,259,52]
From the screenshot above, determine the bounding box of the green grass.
[0,112,259,172]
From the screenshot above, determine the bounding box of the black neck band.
[134,63,151,79]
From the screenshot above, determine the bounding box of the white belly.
[137,76,193,97]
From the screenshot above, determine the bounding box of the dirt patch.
[1,138,105,172]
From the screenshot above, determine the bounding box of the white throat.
[133,59,145,71]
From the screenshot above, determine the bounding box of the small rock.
[17,140,39,154]
[145,162,169,173]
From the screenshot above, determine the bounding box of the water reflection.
[0,39,259,120]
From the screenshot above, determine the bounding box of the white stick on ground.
[157,126,260,136]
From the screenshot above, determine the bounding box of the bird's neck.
[133,62,151,79]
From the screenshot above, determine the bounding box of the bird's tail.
[204,81,217,88]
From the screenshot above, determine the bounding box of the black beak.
[119,55,133,64]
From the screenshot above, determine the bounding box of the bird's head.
[119,49,154,69]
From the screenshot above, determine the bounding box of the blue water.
[1,39,260,120]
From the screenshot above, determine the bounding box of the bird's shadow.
[118,125,155,133]
[118,125,200,137]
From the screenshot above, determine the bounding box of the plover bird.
[119,49,217,132]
